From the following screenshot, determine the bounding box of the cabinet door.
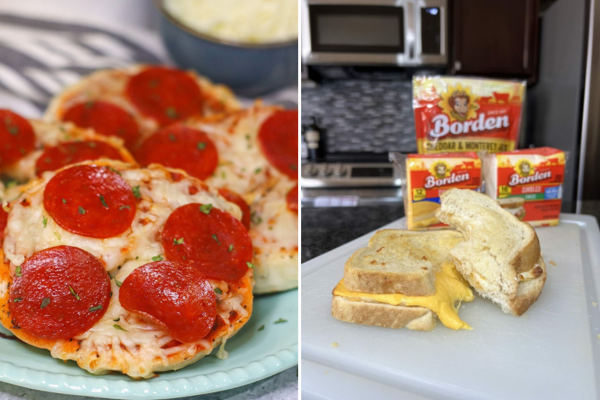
[452,0,539,77]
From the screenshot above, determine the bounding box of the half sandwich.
[332,230,474,331]
[436,189,547,316]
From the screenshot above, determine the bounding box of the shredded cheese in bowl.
[164,0,298,44]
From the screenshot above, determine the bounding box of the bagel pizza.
[133,104,299,293]
[44,65,240,150]
[0,160,253,378]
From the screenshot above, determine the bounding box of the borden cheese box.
[483,147,565,227]
[400,152,481,230]
[413,76,526,154]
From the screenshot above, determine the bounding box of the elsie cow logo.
[429,85,511,138]
[509,159,551,186]
[424,161,470,189]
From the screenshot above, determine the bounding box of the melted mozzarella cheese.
[195,107,282,198]
[333,263,474,330]
[250,178,298,294]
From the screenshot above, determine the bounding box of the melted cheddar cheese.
[333,262,474,330]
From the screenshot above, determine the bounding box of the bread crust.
[331,296,435,331]
[508,257,547,316]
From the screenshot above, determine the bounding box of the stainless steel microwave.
[301,0,447,66]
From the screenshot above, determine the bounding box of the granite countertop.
[301,204,405,262]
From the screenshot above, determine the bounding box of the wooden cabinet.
[451,0,540,83]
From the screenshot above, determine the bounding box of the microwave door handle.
[406,1,416,62]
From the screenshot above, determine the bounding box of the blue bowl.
[156,0,298,98]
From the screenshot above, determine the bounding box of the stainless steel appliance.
[301,0,447,66]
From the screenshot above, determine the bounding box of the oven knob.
[317,164,332,177]
[302,163,319,177]
[332,163,348,177]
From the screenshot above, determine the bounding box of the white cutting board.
[301,214,600,400]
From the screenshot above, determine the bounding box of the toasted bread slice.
[436,189,546,315]
[331,296,435,331]
[343,230,463,296]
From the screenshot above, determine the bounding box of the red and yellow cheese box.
[392,152,482,230]
[413,76,526,154]
[482,147,566,227]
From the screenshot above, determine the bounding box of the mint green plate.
[0,289,298,399]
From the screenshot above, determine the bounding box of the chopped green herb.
[85,101,95,109]
[245,134,250,140]
[115,279,123,287]
[246,262,254,269]
[12,298,22,303]
[199,204,213,214]
[221,171,226,179]
[214,287,223,295]
[268,226,273,230]
[274,318,287,324]
[69,285,80,300]
[109,291,113,298]
[152,254,163,262]
[166,107,178,119]
[62,199,67,204]
[132,186,141,199]
[5,180,17,189]
[89,305,103,312]
[174,237,184,245]
[99,195,108,208]
[14,266,22,277]
[119,205,131,210]
[78,206,86,215]
[114,317,120,322]
[113,324,128,332]
[44,157,52,163]
[135,256,139,260]
[42,216,48,228]
[54,231,61,240]
[251,212,262,225]
[41,297,51,309]
[258,325,265,331]
[168,133,176,142]
[254,167,262,174]
[290,164,297,171]
[212,234,221,245]
[149,79,158,88]
[19,148,25,155]
[197,142,206,150]
[87,141,97,148]
[8,126,18,135]
[228,244,233,252]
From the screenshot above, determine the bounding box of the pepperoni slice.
[119,261,216,343]
[286,184,298,214]
[62,101,140,150]
[258,110,298,180]
[218,188,250,230]
[126,66,204,126]
[43,165,136,238]
[0,207,7,244]
[35,140,125,176]
[9,246,111,340]
[0,109,35,168]
[162,203,252,281]
[135,125,218,180]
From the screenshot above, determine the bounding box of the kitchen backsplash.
[301,79,417,154]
